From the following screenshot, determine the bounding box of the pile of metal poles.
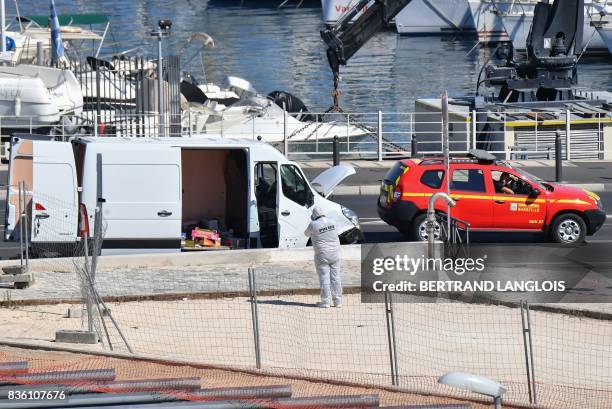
[0,360,435,409]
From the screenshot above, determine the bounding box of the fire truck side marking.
[402,192,550,204]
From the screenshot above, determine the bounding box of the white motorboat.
[0,65,83,115]
[0,65,83,132]
[0,14,126,115]
[1,13,109,66]
[182,77,369,143]
[95,75,370,143]
[468,0,537,43]
[1,27,102,64]
[184,99,367,143]
[395,0,475,35]
[0,76,58,129]
[596,24,612,54]
[500,1,612,52]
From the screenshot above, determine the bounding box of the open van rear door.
[31,141,79,243]
[5,137,77,243]
[5,138,33,241]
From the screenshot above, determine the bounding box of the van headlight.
[342,206,359,228]
[596,199,603,210]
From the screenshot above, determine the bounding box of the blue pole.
[50,0,65,65]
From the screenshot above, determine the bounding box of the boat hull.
[321,0,474,35]
[201,114,369,143]
[597,25,612,54]
[395,0,475,35]
[0,65,83,115]
[468,1,536,43]
[321,0,368,25]
[0,77,60,129]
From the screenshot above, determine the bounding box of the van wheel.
[411,213,446,242]
[551,214,586,245]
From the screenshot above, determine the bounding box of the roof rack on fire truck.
[466,149,496,163]
[418,149,498,166]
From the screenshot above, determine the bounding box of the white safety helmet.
[311,205,325,220]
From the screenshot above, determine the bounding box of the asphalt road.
[0,168,610,260]
[335,192,612,244]
[303,162,612,186]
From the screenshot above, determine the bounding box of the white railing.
[0,109,610,161]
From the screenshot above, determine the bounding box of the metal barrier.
[0,108,610,161]
[0,196,610,408]
[0,182,33,288]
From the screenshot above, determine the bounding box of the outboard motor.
[268,91,316,122]
[181,79,208,104]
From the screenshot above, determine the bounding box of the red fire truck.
[378,153,605,245]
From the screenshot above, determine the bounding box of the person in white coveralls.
[304,205,342,308]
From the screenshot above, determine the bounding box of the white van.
[5,136,362,255]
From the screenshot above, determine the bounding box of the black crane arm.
[527,0,584,60]
[482,0,586,103]
[320,0,413,92]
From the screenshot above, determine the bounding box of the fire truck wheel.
[411,213,446,242]
[551,213,586,245]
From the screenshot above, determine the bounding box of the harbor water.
[11,0,612,113]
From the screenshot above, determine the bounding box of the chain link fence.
[0,191,611,408]
[3,262,611,408]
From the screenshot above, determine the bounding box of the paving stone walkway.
[2,259,611,317]
[0,261,362,302]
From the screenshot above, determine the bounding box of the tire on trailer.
[550,213,586,245]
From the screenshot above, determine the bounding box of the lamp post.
[151,19,172,137]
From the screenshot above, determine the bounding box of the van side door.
[277,163,314,248]
[99,147,181,251]
[254,162,279,248]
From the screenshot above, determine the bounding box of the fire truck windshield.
[514,167,547,190]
